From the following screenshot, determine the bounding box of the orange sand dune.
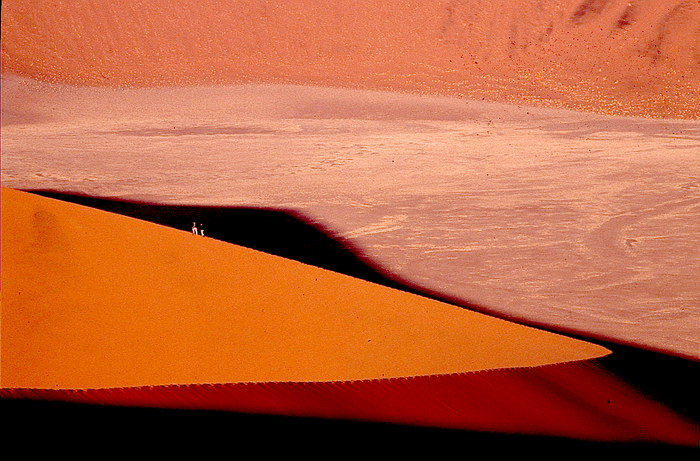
[1,188,698,445]
[1,187,606,388]
[2,0,699,118]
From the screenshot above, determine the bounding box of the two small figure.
[192,221,205,237]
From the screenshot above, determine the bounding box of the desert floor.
[3,75,698,359]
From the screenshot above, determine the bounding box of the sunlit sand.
[1,187,609,388]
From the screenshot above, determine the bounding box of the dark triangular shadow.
[2,398,695,456]
[24,189,439,298]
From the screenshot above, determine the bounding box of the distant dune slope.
[2,0,699,118]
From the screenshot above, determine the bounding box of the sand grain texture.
[2,0,699,118]
[3,74,697,358]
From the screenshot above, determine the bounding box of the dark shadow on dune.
[25,189,423,295]
[0,398,697,456]
[19,189,700,443]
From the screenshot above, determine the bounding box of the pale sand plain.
[2,0,698,358]
[3,75,698,359]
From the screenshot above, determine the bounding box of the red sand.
[2,0,699,118]
[1,188,698,445]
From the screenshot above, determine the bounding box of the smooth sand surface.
[1,187,609,389]
[2,0,698,118]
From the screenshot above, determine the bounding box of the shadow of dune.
[11,189,699,450]
[23,189,424,296]
[1,398,696,456]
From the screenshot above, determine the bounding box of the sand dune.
[2,187,698,446]
[2,0,699,118]
[1,187,607,388]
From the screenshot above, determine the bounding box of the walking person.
[192,222,198,234]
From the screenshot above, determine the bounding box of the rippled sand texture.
[2,0,699,118]
[3,76,699,358]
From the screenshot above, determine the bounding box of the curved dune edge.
[1,361,698,445]
[2,188,698,444]
[1,187,609,389]
[2,0,699,119]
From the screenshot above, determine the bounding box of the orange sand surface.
[0,187,608,389]
[2,0,699,118]
[2,187,699,446]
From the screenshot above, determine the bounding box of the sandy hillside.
[2,0,699,118]
[0,187,609,389]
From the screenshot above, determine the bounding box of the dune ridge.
[2,0,699,118]
[3,361,698,445]
[2,0,699,447]
[1,187,607,389]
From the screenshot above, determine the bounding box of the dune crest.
[0,187,608,389]
[2,0,699,118]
